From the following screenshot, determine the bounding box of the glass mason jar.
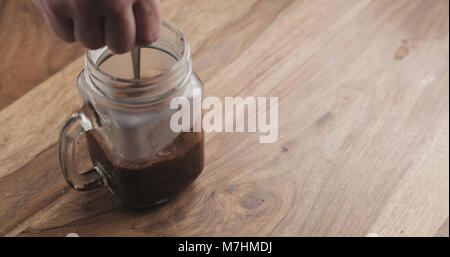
[59,21,204,208]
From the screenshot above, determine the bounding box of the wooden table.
[0,0,448,237]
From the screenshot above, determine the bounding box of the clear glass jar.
[59,21,204,208]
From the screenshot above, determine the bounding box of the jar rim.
[85,20,190,86]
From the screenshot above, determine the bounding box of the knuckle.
[106,0,128,15]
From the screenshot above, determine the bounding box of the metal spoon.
[131,47,141,79]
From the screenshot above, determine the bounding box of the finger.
[134,0,161,46]
[41,13,75,42]
[70,1,105,50]
[73,16,105,49]
[104,4,136,54]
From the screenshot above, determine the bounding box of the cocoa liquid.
[86,131,204,208]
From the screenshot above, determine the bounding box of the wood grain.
[0,0,448,237]
[0,0,84,110]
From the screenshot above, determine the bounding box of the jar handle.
[58,105,104,191]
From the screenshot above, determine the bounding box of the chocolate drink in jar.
[86,130,204,208]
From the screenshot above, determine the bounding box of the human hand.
[33,0,161,54]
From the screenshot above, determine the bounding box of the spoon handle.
[131,47,141,80]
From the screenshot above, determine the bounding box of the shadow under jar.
[59,21,204,208]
